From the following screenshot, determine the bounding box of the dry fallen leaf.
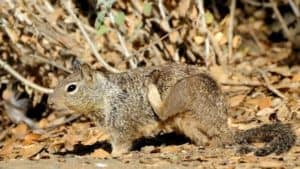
[256,107,275,117]
[292,73,300,82]
[248,97,272,109]
[20,143,45,158]
[11,123,28,140]
[47,140,65,154]
[267,66,291,77]
[258,159,284,168]
[232,35,242,49]
[214,32,227,45]
[194,35,205,45]
[169,31,179,43]
[81,129,109,146]
[159,145,180,153]
[90,148,111,158]
[23,133,42,145]
[178,0,191,17]
[0,140,14,158]
[229,95,246,107]
[210,65,228,83]
[48,8,65,25]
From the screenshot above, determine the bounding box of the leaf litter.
[0,0,300,168]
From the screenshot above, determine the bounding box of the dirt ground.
[1,143,300,169]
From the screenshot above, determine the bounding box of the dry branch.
[228,0,236,63]
[258,69,286,100]
[109,12,137,69]
[196,0,212,66]
[270,0,293,42]
[63,0,121,73]
[0,59,54,94]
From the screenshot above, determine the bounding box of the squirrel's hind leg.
[147,75,195,121]
[171,112,211,146]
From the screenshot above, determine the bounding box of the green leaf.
[205,11,214,24]
[114,11,125,26]
[143,2,152,16]
[97,25,109,35]
[96,11,106,24]
[97,0,116,9]
[96,0,104,8]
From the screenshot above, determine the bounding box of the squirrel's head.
[48,64,106,114]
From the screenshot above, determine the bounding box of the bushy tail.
[234,123,296,156]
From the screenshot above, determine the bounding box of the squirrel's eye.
[66,84,77,92]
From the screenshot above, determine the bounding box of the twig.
[228,0,236,63]
[288,0,300,18]
[241,0,272,7]
[207,30,224,65]
[211,0,221,20]
[10,41,72,73]
[115,24,186,66]
[0,59,54,94]
[43,0,54,12]
[108,12,136,69]
[32,54,72,73]
[270,0,293,42]
[118,25,184,65]
[158,0,166,19]
[158,0,171,31]
[196,0,224,65]
[258,69,286,100]
[248,26,266,53]
[45,114,81,130]
[222,81,263,87]
[63,0,121,73]
[196,0,212,67]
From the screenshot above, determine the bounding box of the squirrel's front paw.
[111,149,127,157]
[111,142,131,157]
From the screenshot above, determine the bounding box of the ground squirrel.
[48,63,296,156]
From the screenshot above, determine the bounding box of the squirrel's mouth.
[47,99,74,115]
[48,106,77,115]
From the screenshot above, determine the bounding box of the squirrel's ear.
[80,64,94,82]
[72,59,82,71]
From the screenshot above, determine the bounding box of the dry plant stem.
[43,0,54,12]
[211,0,221,20]
[109,12,136,69]
[288,0,300,17]
[158,0,171,31]
[270,0,293,42]
[46,114,81,130]
[249,27,266,53]
[0,59,54,94]
[228,0,236,63]
[158,0,166,19]
[63,0,120,73]
[222,81,263,87]
[32,55,72,73]
[196,0,223,65]
[10,41,71,73]
[3,0,15,8]
[197,0,211,67]
[131,26,184,60]
[241,0,272,7]
[207,30,224,65]
[258,69,286,100]
[115,29,176,66]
